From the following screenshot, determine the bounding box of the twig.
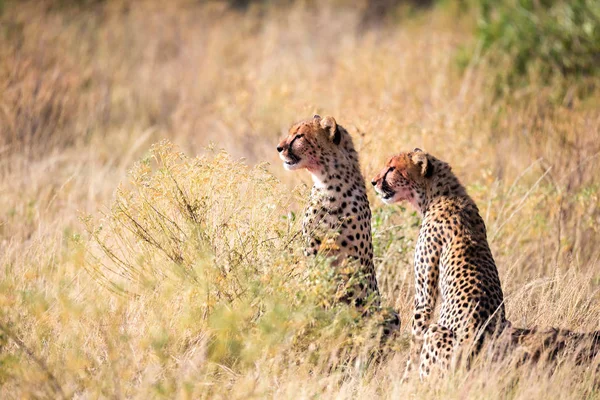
[0,321,66,399]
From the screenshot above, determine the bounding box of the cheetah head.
[371,148,433,208]
[276,115,343,173]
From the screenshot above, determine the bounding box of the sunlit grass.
[0,1,599,398]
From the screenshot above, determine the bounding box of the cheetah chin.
[372,181,400,204]
[377,187,396,204]
[280,154,301,170]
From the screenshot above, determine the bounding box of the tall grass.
[0,1,599,398]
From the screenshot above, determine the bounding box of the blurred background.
[3,0,598,163]
[1,0,600,397]
[3,0,599,260]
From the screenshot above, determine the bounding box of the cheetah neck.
[308,152,367,206]
[418,168,469,216]
[305,149,380,308]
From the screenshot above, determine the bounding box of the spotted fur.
[277,115,400,335]
[491,321,600,368]
[372,149,506,379]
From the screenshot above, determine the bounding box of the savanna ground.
[1,0,600,398]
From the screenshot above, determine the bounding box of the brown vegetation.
[0,1,599,398]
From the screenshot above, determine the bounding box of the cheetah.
[372,149,600,378]
[277,115,399,334]
[372,149,507,379]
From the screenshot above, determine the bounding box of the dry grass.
[1,1,599,398]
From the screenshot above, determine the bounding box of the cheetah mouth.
[374,186,395,201]
[282,151,301,168]
[380,180,395,200]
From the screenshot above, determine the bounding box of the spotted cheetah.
[372,149,506,379]
[277,115,400,334]
[373,149,600,378]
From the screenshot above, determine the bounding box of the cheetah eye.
[388,167,395,172]
[295,134,305,140]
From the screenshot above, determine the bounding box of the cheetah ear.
[313,114,321,120]
[412,151,433,178]
[320,115,341,145]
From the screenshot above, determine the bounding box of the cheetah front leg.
[419,324,456,379]
[402,304,435,382]
[402,230,441,382]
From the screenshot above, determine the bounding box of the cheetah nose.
[276,146,283,153]
[371,180,377,186]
